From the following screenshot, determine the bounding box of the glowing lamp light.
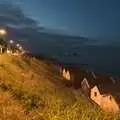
[10,40,14,44]
[0,29,7,35]
[19,46,22,50]
[16,43,20,47]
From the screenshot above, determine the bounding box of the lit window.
[109,96,112,100]
[94,92,97,97]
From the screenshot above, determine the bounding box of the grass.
[0,54,119,120]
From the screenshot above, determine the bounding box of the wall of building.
[62,68,66,78]
[91,86,102,106]
[62,68,71,80]
[100,95,119,113]
[81,78,90,96]
[90,86,119,113]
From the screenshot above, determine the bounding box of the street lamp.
[0,29,7,36]
[0,29,7,54]
[19,46,22,51]
[8,40,14,53]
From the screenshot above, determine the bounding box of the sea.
[31,45,120,77]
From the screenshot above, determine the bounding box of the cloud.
[0,0,38,28]
[0,0,94,54]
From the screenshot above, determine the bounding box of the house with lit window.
[81,74,120,113]
[60,64,88,88]
[59,64,120,113]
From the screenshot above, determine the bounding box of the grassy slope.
[0,54,119,120]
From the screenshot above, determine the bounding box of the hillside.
[0,54,119,120]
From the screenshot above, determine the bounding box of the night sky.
[0,0,120,43]
[0,0,120,75]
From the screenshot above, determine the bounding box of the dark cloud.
[0,1,38,28]
[0,0,94,54]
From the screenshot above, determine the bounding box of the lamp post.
[0,29,7,54]
[8,40,14,54]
